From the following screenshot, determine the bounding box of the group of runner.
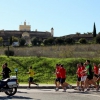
[76,60,100,91]
[55,60,100,92]
[55,64,72,92]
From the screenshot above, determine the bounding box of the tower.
[19,21,31,31]
[51,27,54,37]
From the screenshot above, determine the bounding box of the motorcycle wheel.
[5,87,17,96]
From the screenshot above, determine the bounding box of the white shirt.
[98,68,100,74]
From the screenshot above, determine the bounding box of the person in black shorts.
[55,64,61,91]
[96,64,100,87]
[75,63,81,90]
[84,60,98,91]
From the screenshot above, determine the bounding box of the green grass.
[0,56,100,84]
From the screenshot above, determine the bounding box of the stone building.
[66,34,93,41]
[0,21,54,44]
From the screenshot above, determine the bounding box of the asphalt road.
[0,89,100,100]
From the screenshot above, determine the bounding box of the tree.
[64,38,75,44]
[93,22,96,37]
[98,32,100,35]
[31,37,38,46]
[0,37,3,43]
[37,39,42,46]
[79,38,87,44]
[55,37,64,45]
[19,38,26,46]
[87,32,92,35]
[12,36,19,42]
[43,39,48,46]
[76,32,81,36]
[9,36,12,45]
[96,36,100,44]
[47,37,55,45]
[84,33,87,35]
[10,36,19,45]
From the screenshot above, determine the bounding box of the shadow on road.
[0,95,41,100]
[17,91,28,93]
[0,95,32,99]
[68,90,91,94]
[91,90,100,92]
[39,89,52,91]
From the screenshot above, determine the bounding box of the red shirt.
[76,67,81,77]
[81,66,86,76]
[60,67,66,78]
[55,66,61,78]
[94,66,98,75]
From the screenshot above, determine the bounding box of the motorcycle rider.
[2,63,11,79]
[1,64,6,80]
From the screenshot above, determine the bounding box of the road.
[0,89,100,100]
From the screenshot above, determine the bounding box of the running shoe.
[55,88,59,91]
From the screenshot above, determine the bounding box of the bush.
[79,38,87,44]
[31,37,38,46]
[43,39,49,46]
[96,35,100,44]
[19,38,26,46]
[4,50,14,56]
[55,37,64,45]
[65,38,75,44]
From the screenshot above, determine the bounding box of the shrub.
[55,37,64,45]
[96,35,100,44]
[43,38,55,46]
[31,37,38,46]
[79,38,87,44]
[4,50,14,56]
[43,39,49,46]
[19,38,26,46]
[65,38,75,44]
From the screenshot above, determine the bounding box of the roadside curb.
[18,85,76,89]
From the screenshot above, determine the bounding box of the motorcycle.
[0,76,18,96]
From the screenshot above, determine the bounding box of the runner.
[93,63,98,81]
[60,64,67,92]
[93,63,99,87]
[26,66,39,89]
[59,64,72,92]
[55,64,61,91]
[75,63,81,90]
[84,60,98,92]
[96,64,100,88]
[80,62,87,91]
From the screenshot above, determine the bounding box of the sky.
[0,0,100,37]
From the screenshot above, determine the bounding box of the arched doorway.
[22,32,31,45]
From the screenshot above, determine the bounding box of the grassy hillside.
[1,44,100,58]
[0,56,100,84]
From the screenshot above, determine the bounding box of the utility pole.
[8,45,9,58]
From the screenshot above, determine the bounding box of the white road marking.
[69,90,100,97]
[84,94,100,97]
[73,92,100,97]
